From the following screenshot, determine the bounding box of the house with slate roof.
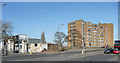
[28,38,48,53]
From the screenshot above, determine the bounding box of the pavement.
[3,48,98,56]
[0,51,2,63]
[2,48,119,61]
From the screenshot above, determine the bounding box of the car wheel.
[104,52,106,54]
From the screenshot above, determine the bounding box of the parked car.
[113,48,119,54]
[101,46,105,48]
[104,48,113,54]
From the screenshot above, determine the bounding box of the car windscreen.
[105,49,110,51]
[114,48,119,51]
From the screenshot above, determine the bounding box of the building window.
[93,31,98,33]
[101,32,103,34]
[85,42,89,44]
[70,33,76,35]
[70,36,76,38]
[100,32,103,34]
[100,26,103,28]
[97,35,99,36]
[70,23,75,25]
[95,25,97,27]
[70,26,76,28]
[83,29,87,31]
[99,40,103,42]
[88,33,91,35]
[100,43,103,44]
[94,28,97,30]
[94,43,98,44]
[70,42,73,44]
[101,35,103,37]
[70,29,76,31]
[87,23,90,25]
[70,39,75,41]
[20,45,22,48]
[70,45,74,47]
[88,29,91,31]
[35,43,37,47]
[83,32,87,34]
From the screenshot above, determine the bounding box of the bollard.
[82,50,84,54]
[30,52,32,54]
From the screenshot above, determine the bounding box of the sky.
[2,2,118,43]
[2,0,120,2]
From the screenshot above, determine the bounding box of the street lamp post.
[82,21,85,54]
[0,2,6,55]
[58,24,64,50]
[105,27,108,48]
[88,29,91,52]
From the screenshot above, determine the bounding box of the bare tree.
[68,30,82,47]
[54,32,68,50]
[41,32,46,43]
[0,21,2,39]
[0,21,13,55]
[2,21,13,40]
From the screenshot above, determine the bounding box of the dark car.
[104,48,113,54]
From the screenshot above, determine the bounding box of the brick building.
[68,19,114,48]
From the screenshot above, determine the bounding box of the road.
[2,49,118,61]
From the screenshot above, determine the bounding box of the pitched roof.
[28,38,43,44]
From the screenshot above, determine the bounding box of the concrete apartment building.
[68,19,114,48]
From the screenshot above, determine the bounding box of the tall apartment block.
[68,19,114,48]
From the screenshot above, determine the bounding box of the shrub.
[61,48,66,51]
